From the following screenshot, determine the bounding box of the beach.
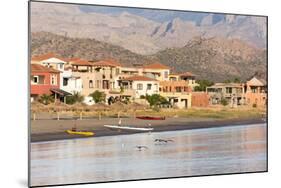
[30,116,265,142]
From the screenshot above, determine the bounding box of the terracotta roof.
[31,53,67,62]
[247,77,266,86]
[92,60,122,67]
[70,59,93,66]
[179,72,196,77]
[31,64,60,73]
[209,83,243,88]
[66,57,81,62]
[142,62,170,70]
[122,75,157,81]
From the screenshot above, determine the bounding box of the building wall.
[191,92,209,107]
[30,72,60,95]
[72,72,96,96]
[132,81,159,98]
[245,92,267,107]
[120,67,170,81]
[143,69,170,81]
[160,92,192,109]
[160,80,191,92]
[61,70,83,94]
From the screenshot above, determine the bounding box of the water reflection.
[31,124,267,186]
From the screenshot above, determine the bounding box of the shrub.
[66,92,84,105]
[38,94,54,105]
[89,90,106,103]
[221,98,228,106]
[194,80,214,91]
[145,94,170,107]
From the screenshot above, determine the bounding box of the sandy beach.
[30,116,265,142]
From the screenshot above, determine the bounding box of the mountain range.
[31,32,266,82]
[31,2,267,55]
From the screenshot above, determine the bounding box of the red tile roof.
[66,57,81,62]
[31,64,60,73]
[122,75,157,81]
[31,53,67,62]
[70,59,93,66]
[179,72,196,77]
[142,62,170,70]
[92,59,122,67]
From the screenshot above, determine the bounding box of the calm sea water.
[30,123,267,187]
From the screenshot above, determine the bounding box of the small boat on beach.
[104,125,154,131]
[66,130,95,136]
[136,116,165,120]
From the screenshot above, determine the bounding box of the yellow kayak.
[66,130,94,136]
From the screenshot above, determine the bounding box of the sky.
[78,4,225,25]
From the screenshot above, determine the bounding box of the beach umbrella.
[47,102,71,120]
[70,103,90,120]
[31,101,47,120]
[110,101,128,118]
[88,102,110,120]
[128,102,147,119]
[129,102,147,111]
[89,102,110,111]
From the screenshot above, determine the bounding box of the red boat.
[136,116,165,120]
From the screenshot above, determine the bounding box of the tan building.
[206,83,245,107]
[159,80,192,109]
[206,76,267,108]
[245,76,267,107]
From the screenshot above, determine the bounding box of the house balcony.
[121,89,136,96]
[160,91,191,99]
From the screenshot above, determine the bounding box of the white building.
[61,68,83,94]
[118,75,159,99]
[31,54,82,94]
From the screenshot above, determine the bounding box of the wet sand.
[30,117,265,142]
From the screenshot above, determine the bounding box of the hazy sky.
[78,4,225,24]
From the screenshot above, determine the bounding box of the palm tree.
[38,94,54,105]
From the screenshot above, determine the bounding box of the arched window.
[89,80,93,88]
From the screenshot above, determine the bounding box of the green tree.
[89,90,106,103]
[194,80,214,91]
[66,92,84,105]
[145,94,169,107]
[223,79,231,83]
[221,98,228,106]
[38,94,54,105]
[233,77,241,83]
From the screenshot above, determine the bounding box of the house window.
[147,84,152,90]
[63,78,68,86]
[96,80,100,89]
[226,87,232,94]
[50,75,57,85]
[116,68,120,75]
[137,83,143,90]
[164,71,168,79]
[251,86,257,93]
[59,63,64,70]
[89,80,93,88]
[33,76,39,84]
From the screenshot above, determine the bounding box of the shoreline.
[31,117,266,142]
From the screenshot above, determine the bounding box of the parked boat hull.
[66,130,94,136]
[136,116,165,120]
[104,125,153,131]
